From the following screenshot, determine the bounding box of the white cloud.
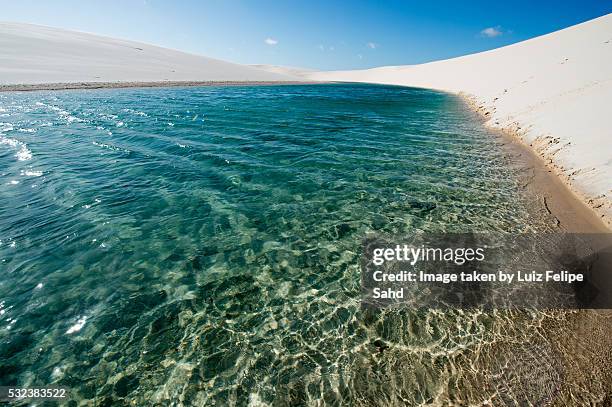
[264,38,278,46]
[480,26,502,38]
[366,42,377,49]
[318,44,335,51]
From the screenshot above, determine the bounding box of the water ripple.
[0,84,595,405]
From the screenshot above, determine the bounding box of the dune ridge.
[0,22,299,84]
[305,14,612,226]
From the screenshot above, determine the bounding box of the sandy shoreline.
[0,80,317,92]
[462,94,610,233]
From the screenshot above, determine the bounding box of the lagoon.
[0,84,560,404]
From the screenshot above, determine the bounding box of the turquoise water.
[0,84,568,404]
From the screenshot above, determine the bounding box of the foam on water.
[0,134,32,161]
[20,169,43,177]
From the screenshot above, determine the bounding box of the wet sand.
[470,99,612,405]
[501,133,609,233]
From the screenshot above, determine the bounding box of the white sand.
[0,22,298,84]
[306,14,612,225]
[249,64,315,78]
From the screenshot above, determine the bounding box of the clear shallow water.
[0,84,594,405]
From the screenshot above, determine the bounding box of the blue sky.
[1,0,610,70]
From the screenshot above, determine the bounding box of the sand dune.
[306,14,612,225]
[249,64,315,78]
[0,22,299,85]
